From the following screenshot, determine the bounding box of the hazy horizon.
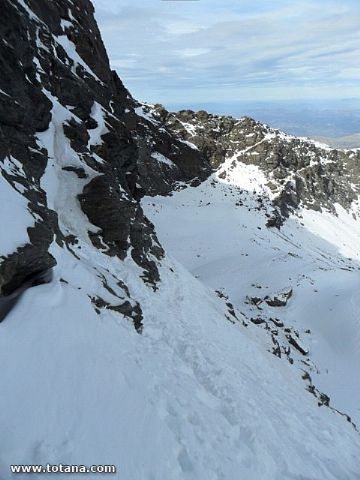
[161,98,360,140]
[92,0,360,143]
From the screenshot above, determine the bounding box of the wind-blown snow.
[16,0,43,23]
[178,138,199,150]
[60,18,72,31]
[37,90,100,241]
[217,155,275,198]
[135,105,160,126]
[151,151,175,167]
[87,101,109,147]
[54,35,103,84]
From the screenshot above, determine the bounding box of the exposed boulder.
[264,288,293,307]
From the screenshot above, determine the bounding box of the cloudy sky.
[92,0,360,107]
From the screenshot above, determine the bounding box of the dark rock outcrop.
[151,106,360,219]
[0,0,210,322]
[265,289,293,307]
[0,268,53,322]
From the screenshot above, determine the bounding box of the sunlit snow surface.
[143,164,360,473]
[1,236,360,480]
[0,165,358,479]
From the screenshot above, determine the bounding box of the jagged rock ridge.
[150,105,360,218]
[0,0,209,323]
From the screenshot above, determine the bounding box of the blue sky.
[92,0,360,105]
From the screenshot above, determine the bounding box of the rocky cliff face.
[0,0,209,316]
[1,0,360,321]
[151,106,360,219]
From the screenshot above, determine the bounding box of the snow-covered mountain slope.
[1,192,360,480]
[143,162,360,437]
[1,0,360,479]
[0,0,210,301]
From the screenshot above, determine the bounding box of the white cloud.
[177,48,209,57]
[92,0,360,104]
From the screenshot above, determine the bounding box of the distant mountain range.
[166,99,360,147]
[314,133,360,149]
